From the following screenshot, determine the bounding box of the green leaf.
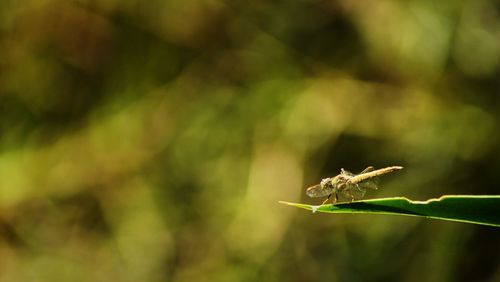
[279,195,500,227]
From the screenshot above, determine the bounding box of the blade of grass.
[279,195,500,227]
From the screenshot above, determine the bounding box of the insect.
[306,166,403,205]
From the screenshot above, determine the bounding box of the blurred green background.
[0,0,499,281]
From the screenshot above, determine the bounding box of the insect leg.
[321,194,332,205]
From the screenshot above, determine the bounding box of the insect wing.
[336,182,366,201]
[351,186,367,199]
[357,178,379,190]
[306,183,329,198]
[359,166,375,174]
[340,168,355,177]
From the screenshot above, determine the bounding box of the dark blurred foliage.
[0,0,499,281]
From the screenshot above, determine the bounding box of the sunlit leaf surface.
[280,195,500,227]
